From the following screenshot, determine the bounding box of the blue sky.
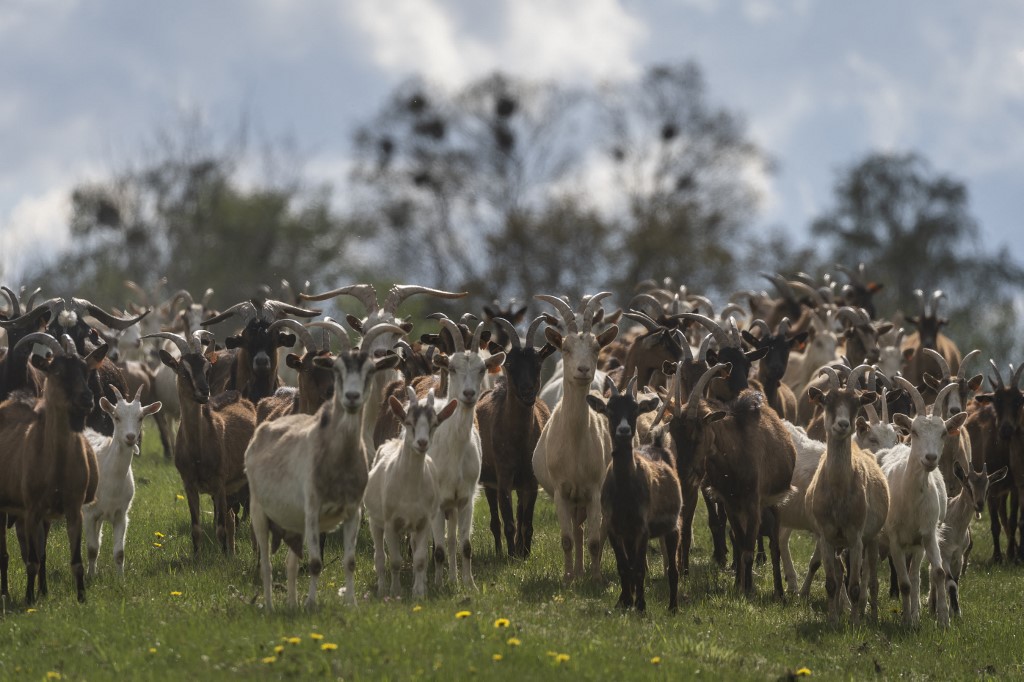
[2,0,1022,280]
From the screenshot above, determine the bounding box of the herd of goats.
[0,266,1022,629]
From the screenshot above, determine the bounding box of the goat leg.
[633,532,649,613]
[664,526,681,612]
[611,535,632,609]
[483,487,503,557]
[1,513,9,600]
[497,486,517,560]
[66,509,86,603]
[678,484,699,576]
[517,486,538,558]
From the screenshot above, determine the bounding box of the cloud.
[0,187,71,280]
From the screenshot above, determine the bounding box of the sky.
[2,0,1023,281]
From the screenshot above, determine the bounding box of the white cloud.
[843,51,912,150]
[0,187,71,279]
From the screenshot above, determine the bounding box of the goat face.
[446,350,504,406]
[854,418,901,453]
[906,314,946,350]
[46,314,99,357]
[974,386,1024,441]
[31,346,107,431]
[100,388,162,450]
[893,412,967,472]
[587,392,660,443]
[706,345,767,397]
[809,386,876,440]
[226,320,295,377]
[550,326,617,386]
[287,350,336,403]
[955,463,1008,518]
[320,351,402,414]
[502,345,554,406]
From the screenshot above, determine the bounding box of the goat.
[835,306,892,367]
[901,290,961,391]
[365,387,457,598]
[246,325,403,610]
[678,312,769,402]
[533,292,618,583]
[835,263,884,319]
[804,365,889,625]
[588,375,681,612]
[875,378,965,627]
[83,386,162,576]
[744,318,807,422]
[477,315,553,559]
[145,330,256,556]
[613,309,686,392]
[0,332,105,604]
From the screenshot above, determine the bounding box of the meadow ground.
[2,434,1023,681]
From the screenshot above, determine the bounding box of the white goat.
[246,323,403,611]
[83,386,162,576]
[427,318,504,590]
[875,378,965,627]
[533,293,619,583]
[365,387,457,598]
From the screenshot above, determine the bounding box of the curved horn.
[308,317,352,351]
[848,364,874,391]
[676,312,733,349]
[863,402,880,425]
[760,272,795,301]
[525,315,547,349]
[627,293,664,320]
[269,318,317,354]
[535,294,578,333]
[200,300,257,327]
[688,363,731,416]
[470,320,487,353]
[624,310,661,333]
[921,348,952,381]
[582,292,613,332]
[675,330,693,361]
[382,285,467,315]
[1,286,20,317]
[13,332,65,358]
[605,374,620,398]
[626,371,638,398]
[72,297,149,331]
[930,290,946,317]
[880,388,890,423]
[359,323,407,352]
[989,359,1005,389]
[719,303,746,321]
[818,366,841,392]
[492,317,521,350]
[957,349,980,380]
[913,289,926,317]
[894,376,927,416]
[262,299,321,320]
[932,382,959,418]
[24,287,42,311]
[190,329,215,354]
[141,331,191,357]
[169,289,195,312]
[789,281,824,307]
[778,317,792,339]
[836,263,863,284]
[123,280,149,305]
[299,283,379,313]
[686,295,715,318]
[1012,363,1024,389]
[836,306,868,329]
[748,319,771,340]
[438,318,466,353]
[696,333,714,362]
[0,298,59,330]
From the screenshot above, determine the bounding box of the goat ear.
[345,314,363,333]
[437,399,459,423]
[875,323,893,336]
[952,461,968,485]
[788,331,809,347]
[704,410,727,424]
[906,315,920,328]
[867,282,884,293]
[859,391,877,405]
[143,401,163,416]
[597,324,619,348]
[431,352,449,369]
[968,374,984,392]
[225,335,243,350]
[662,360,677,376]
[487,341,504,355]
[276,332,297,348]
[99,396,115,414]
[544,327,563,349]
[400,321,415,333]
[30,354,52,371]
[538,343,557,360]
[512,306,528,324]
[312,356,335,370]
[937,317,949,327]
[482,304,497,320]
[902,347,915,362]
[158,349,179,371]
[922,373,942,391]
[388,395,406,421]
[485,352,505,370]
[945,411,968,435]
[638,396,660,414]
[745,346,769,363]
[585,394,606,414]
[893,413,913,434]
[285,353,303,370]
[375,353,402,371]
[973,393,993,404]
[86,344,109,370]
[856,416,868,434]
[989,466,1009,485]
[807,386,823,404]
[740,330,759,347]
[706,349,719,365]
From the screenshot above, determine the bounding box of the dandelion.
[274,645,284,654]
[262,656,277,664]
[796,668,812,676]
[310,633,324,640]
[149,648,158,654]
[153,542,163,548]
[507,637,521,647]
[492,654,503,662]
[287,637,301,645]
[46,673,62,680]
[412,605,423,612]
[555,653,571,664]
[26,608,37,614]
[175,494,185,501]
[154,531,165,538]
[321,643,338,651]
[169,591,182,597]
[651,657,662,665]
[493,617,510,628]
[455,610,472,619]
[546,651,559,657]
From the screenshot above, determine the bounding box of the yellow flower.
[154,531,165,538]
[455,610,472,619]
[796,668,812,676]
[153,542,163,548]
[492,654,503,662]
[493,618,510,628]
[26,608,37,614]
[287,637,301,645]
[169,591,182,596]
[555,653,570,664]
[651,657,662,665]
[273,645,284,654]
[310,633,324,640]
[262,656,277,664]
[546,651,558,657]
[506,638,521,647]
[321,643,338,651]
[412,605,423,612]
[149,648,158,654]
[176,494,185,501]
[46,673,62,680]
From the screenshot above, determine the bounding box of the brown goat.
[901,290,961,392]
[0,332,104,604]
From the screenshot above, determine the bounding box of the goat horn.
[1,286,21,317]
[894,376,927,416]
[24,287,42,311]
[989,359,1005,389]
[1012,363,1024,389]
[191,329,215,354]
[359,323,407,352]
[13,332,65,358]
[382,285,467,316]
[200,300,257,327]
[818,366,841,392]
[308,317,352,352]
[605,374,620,398]
[492,317,521,350]
[627,293,664,320]
[438,318,466,354]
[268,318,317,354]
[624,310,661,333]
[201,288,215,307]
[72,297,149,331]
[676,330,693,361]
[688,363,731,416]
[469,320,487,353]
[760,272,795,301]
[849,364,875,391]
[169,289,194,312]
[957,349,980,380]
[109,384,126,404]
[789,281,824,308]
[932,382,959,418]
[913,289,927,317]
[406,385,418,407]
[261,299,321,320]
[863,402,880,425]
[525,315,547,349]
[123,280,149,305]
[626,371,638,399]
[778,317,792,338]
[686,295,715,318]
[921,348,952,381]
[300,283,379,314]
[696,333,714,362]
[748,319,771,340]
[930,290,946,317]
[676,312,734,349]
[836,263,863,284]
[535,294,578,333]
[719,303,746,321]
[880,388,890,423]
[141,331,191,357]
[582,292,613,333]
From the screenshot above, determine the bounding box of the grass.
[2,433,1024,681]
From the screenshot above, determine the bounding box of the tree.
[812,151,1024,358]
